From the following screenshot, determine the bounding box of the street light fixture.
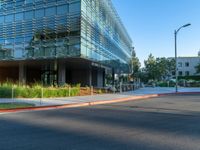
[174,23,191,93]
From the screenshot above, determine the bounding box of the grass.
[0,103,35,110]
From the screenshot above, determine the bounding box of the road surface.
[0,95,200,150]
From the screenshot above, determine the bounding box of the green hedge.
[157,81,175,87]
[178,76,200,81]
[0,83,80,98]
[157,80,200,87]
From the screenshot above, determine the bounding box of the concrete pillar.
[58,63,66,86]
[103,69,105,87]
[54,60,58,85]
[97,69,104,87]
[88,69,92,86]
[112,68,115,86]
[19,64,26,85]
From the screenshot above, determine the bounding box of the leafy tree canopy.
[144,54,175,81]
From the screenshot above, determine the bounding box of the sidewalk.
[125,87,200,95]
[0,87,200,107]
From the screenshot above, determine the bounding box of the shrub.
[0,86,12,98]
[157,81,175,87]
[0,82,80,98]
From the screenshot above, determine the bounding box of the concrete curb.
[0,94,159,113]
[158,92,200,96]
[0,92,200,113]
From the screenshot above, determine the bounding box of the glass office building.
[0,0,133,87]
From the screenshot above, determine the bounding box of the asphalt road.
[0,95,200,150]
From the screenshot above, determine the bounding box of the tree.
[130,49,141,78]
[137,68,149,83]
[165,58,176,78]
[130,56,141,77]
[144,54,175,81]
[156,57,175,80]
[144,54,158,80]
[195,63,200,74]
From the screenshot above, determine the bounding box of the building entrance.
[41,63,57,86]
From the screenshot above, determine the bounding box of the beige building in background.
[177,56,200,76]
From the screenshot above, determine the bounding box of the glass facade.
[0,0,81,60]
[81,0,132,71]
[0,0,132,72]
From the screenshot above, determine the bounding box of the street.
[0,95,200,150]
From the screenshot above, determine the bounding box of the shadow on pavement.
[0,99,200,150]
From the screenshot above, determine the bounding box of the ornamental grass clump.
[0,82,80,98]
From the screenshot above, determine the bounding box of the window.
[15,13,24,21]
[178,62,182,67]
[57,5,68,15]
[15,37,24,43]
[185,62,189,67]
[185,71,190,76]
[0,15,4,22]
[15,1,24,7]
[5,14,14,22]
[69,2,80,13]
[25,11,34,20]
[45,7,56,17]
[35,9,44,18]
[172,71,175,76]
[24,36,32,42]
[0,38,4,44]
[6,38,14,44]
[178,71,183,76]
[14,48,23,58]
[25,0,33,4]
[6,2,13,9]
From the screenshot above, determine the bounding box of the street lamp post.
[174,23,191,93]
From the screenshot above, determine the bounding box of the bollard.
[134,79,136,90]
[113,83,115,94]
[40,88,43,106]
[68,86,71,97]
[90,86,93,95]
[120,82,122,93]
[138,78,141,88]
[12,86,14,102]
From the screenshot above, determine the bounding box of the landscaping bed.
[0,83,80,98]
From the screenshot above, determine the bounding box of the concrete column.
[58,63,66,86]
[19,64,26,85]
[103,69,105,87]
[54,60,58,86]
[97,69,104,87]
[112,68,115,86]
[88,69,92,87]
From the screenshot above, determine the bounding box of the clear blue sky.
[112,0,200,65]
